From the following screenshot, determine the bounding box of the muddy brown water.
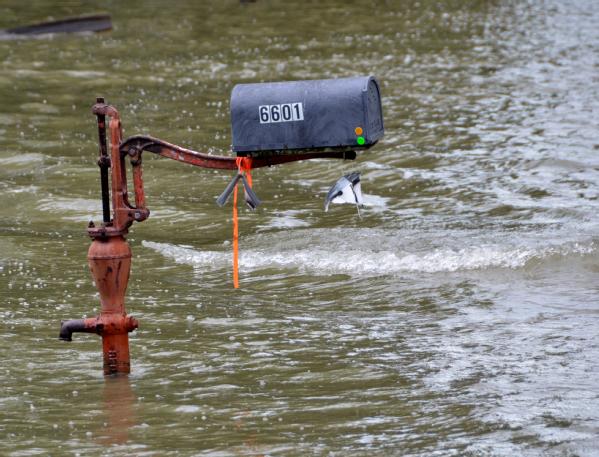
[1,1,598,455]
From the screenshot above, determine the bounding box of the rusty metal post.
[59,241,138,375]
[88,236,137,375]
[59,100,138,375]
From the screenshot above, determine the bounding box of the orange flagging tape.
[233,179,239,288]
[232,157,253,289]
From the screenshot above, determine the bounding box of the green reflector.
[357,136,365,145]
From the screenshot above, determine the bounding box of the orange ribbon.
[232,157,253,288]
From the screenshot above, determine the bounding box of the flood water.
[1,0,598,455]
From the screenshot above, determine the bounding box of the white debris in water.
[175,405,201,413]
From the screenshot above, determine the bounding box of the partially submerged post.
[59,76,384,375]
[2,14,112,37]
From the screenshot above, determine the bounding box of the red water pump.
[58,98,355,375]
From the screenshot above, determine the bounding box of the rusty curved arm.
[118,135,356,170]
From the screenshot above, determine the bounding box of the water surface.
[1,1,598,455]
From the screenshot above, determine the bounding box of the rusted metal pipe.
[59,319,91,341]
[88,235,138,375]
[95,96,111,223]
[59,236,138,375]
[60,104,138,375]
[119,135,356,171]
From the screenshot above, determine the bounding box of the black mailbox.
[230,76,384,156]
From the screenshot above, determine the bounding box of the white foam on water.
[6,185,39,194]
[199,318,267,327]
[143,237,595,277]
[144,241,223,268]
[0,153,47,165]
[20,102,59,114]
[63,70,106,78]
[175,405,200,413]
[36,197,98,221]
[361,193,390,211]
[260,210,311,230]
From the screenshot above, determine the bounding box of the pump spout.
[59,318,100,341]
